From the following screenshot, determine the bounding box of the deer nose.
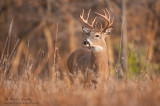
[84,40,89,45]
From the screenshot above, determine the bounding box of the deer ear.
[103,28,113,37]
[82,27,91,35]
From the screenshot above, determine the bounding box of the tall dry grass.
[0,67,160,106]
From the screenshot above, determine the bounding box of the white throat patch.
[93,46,103,52]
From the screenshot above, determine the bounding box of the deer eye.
[95,35,99,37]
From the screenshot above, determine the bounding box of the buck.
[67,9,114,86]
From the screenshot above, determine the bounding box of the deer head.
[80,9,114,52]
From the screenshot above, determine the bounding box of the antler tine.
[104,9,110,20]
[110,17,114,26]
[95,11,109,27]
[103,10,109,20]
[80,9,97,28]
[82,9,84,17]
[100,23,103,32]
[95,9,114,28]
[95,21,98,29]
[86,9,91,21]
[91,16,97,26]
[80,9,84,21]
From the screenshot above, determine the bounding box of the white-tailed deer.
[67,9,114,87]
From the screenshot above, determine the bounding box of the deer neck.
[90,44,108,73]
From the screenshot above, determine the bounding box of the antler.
[95,9,114,29]
[80,9,97,28]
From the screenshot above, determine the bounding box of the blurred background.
[0,0,160,78]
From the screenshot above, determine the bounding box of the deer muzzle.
[84,39,90,46]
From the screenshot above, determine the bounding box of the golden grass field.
[0,68,160,106]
